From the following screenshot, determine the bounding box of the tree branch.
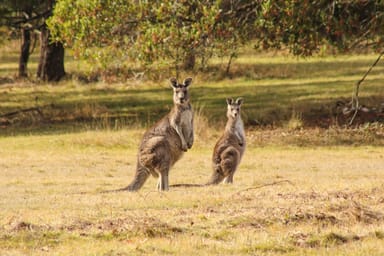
[349,51,384,126]
[5,9,51,29]
[232,179,295,197]
[0,107,43,118]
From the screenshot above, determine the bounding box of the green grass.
[1,41,384,134]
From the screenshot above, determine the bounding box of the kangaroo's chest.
[180,109,193,127]
[235,120,245,140]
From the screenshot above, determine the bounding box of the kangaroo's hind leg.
[154,153,171,191]
[221,147,240,184]
[157,168,170,191]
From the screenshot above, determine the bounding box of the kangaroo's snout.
[228,107,240,119]
[174,88,189,105]
[178,92,185,102]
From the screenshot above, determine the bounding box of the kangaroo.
[123,77,194,191]
[207,97,245,185]
[171,97,245,188]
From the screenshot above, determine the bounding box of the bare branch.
[232,179,295,197]
[349,51,384,126]
[0,107,43,118]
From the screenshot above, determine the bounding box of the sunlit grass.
[1,129,384,255]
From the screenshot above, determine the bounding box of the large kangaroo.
[207,97,245,185]
[124,77,194,191]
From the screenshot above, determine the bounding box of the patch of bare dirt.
[3,220,53,233]
[60,217,184,238]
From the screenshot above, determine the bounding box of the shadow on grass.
[1,78,383,137]
[1,53,383,136]
[204,56,384,81]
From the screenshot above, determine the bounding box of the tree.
[136,0,220,73]
[48,0,140,71]
[255,0,384,56]
[0,0,44,77]
[48,0,384,77]
[48,0,229,76]
[214,0,263,73]
[37,21,65,81]
[36,0,65,81]
[0,0,65,81]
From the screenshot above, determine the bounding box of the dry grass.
[1,128,384,255]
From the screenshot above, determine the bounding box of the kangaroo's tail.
[123,164,151,191]
[101,164,150,193]
[205,165,225,185]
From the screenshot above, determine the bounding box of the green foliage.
[48,0,245,74]
[48,0,139,68]
[48,0,384,75]
[257,0,384,55]
[4,0,384,76]
[136,0,219,71]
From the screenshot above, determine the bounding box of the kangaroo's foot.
[223,175,234,184]
[181,142,188,152]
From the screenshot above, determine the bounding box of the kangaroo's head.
[170,77,192,106]
[226,98,243,119]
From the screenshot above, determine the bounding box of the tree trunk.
[18,28,31,77]
[183,49,196,70]
[37,24,65,82]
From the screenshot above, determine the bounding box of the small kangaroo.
[207,97,246,185]
[123,77,194,191]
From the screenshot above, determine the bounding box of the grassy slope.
[1,42,384,255]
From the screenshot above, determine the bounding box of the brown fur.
[123,77,194,191]
[207,98,246,185]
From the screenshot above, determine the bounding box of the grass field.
[1,41,384,255]
[0,130,384,255]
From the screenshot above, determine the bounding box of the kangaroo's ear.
[226,98,233,105]
[183,77,192,87]
[170,77,178,88]
[236,97,243,105]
